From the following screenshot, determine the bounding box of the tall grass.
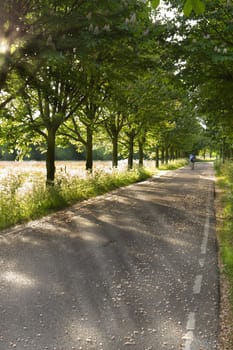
[0,159,187,230]
[158,158,188,170]
[0,166,153,230]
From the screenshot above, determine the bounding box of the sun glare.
[0,39,9,54]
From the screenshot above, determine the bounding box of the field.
[0,159,158,188]
[0,160,157,230]
[0,158,187,178]
[0,159,187,230]
[0,160,113,178]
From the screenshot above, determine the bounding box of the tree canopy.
[0,0,231,182]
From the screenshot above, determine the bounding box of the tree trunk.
[128,134,134,170]
[86,126,93,172]
[221,139,225,163]
[46,128,56,185]
[155,146,159,168]
[161,147,165,164]
[170,147,174,160]
[112,135,118,168]
[165,146,169,164]
[138,140,144,168]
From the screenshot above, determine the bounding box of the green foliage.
[0,0,216,183]
[0,173,25,227]
[166,0,233,160]
[0,166,153,230]
[215,160,233,303]
[151,0,160,9]
[158,158,188,170]
[183,0,205,16]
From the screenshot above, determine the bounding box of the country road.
[0,162,218,350]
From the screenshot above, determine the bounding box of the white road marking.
[199,258,205,267]
[183,330,194,350]
[201,186,211,255]
[183,312,196,349]
[201,215,209,254]
[186,312,196,330]
[193,274,203,294]
[182,182,213,349]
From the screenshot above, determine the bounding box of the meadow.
[0,159,187,230]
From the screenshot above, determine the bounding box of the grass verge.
[215,160,233,349]
[215,161,233,290]
[0,166,152,230]
[158,158,188,170]
[0,160,187,231]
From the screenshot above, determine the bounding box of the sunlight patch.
[0,39,9,54]
[2,271,35,287]
[81,232,103,242]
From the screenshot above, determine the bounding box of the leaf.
[151,0,160,10]
[183,0,193,16]
[183,0,205,16]
[192,0,205,14]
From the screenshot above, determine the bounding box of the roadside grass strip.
[0,159,187,231]
[215,160,233,348]
[215,161,233,292]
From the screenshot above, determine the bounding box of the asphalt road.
[0,162,219,350]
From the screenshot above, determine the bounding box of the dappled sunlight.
[69,216,107,243]
[79,232,105,242]
[118,195,134,205]
[29,219,72,237]
[157,234,191,248]
[0,161,218,349]
[1,271,36,287]
[65,304,184,349]
[0,38,9,54]
[67,321,105,347]
[0,235,11,245]
[199,174,215,182]
[19,234,43,246]
[158,317,183,347]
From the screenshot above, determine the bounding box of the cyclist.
[189,153,195,170]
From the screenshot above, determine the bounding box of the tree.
[158,0,206,15]
[3,0,94,180]
[160,0,233,159]
[58,0,165,171]
[2,0,158,179]
[0,0,210,182]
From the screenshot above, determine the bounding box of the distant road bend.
[0,162,218,350]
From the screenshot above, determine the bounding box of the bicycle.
[189,154,195,170]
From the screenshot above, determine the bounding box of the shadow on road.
[0,162,218,349]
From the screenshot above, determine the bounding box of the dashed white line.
[182,184,212,349]
[186,312,196,330]
[199,258,205,267]
[183,330,194,350]
[183,313,196,350]
[193,274,203,294]
[201,186,211,255]
[201,215,209,254]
